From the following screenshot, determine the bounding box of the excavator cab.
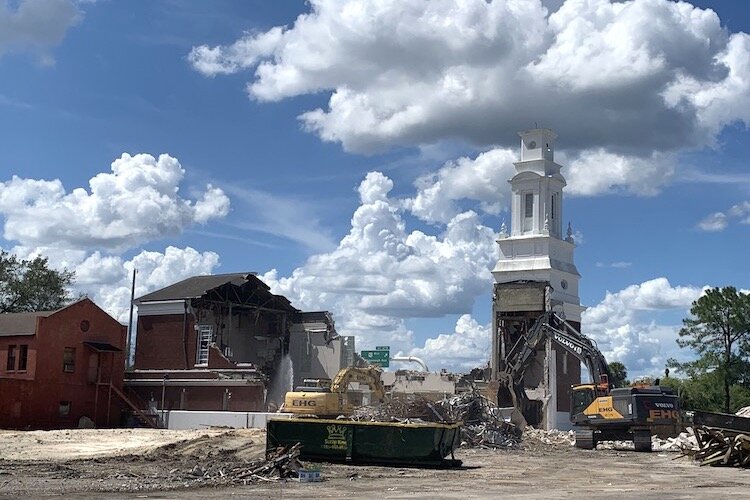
[570,374,611,423]
[571,385,596,418]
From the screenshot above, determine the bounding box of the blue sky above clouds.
[1,0,749,378]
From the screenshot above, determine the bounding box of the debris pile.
[690,427,750,467]
[431,391,522,448]
[523,428,575,446]
[350,397,440,423]
[651,431,698,452]
[352,391,522,448]
[680,409,750,467]
[167,443,304,486]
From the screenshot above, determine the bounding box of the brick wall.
[134,314,196,370]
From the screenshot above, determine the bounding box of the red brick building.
[127,273,342,414]
[0,298,127,429]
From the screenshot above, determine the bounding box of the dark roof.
[84,341,122,352]
[136,273,254,303]
[136,272,299,313]
[0,311,54,337]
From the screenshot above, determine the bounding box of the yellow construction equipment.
[283,365,386,416]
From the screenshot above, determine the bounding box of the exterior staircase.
[109,384,161,428]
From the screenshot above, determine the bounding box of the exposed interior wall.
[382,371,457,399]
[193,308,286,376]
[289,328,344,389]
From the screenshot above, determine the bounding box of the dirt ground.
[0,428,748,499]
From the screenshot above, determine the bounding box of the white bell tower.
[493,128,583,321]
[491,128,584,431]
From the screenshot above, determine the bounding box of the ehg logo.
[292,400,316,407]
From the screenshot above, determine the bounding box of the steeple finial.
[566,222,574,243]
[499,220,508,239]
[543,214,549,235]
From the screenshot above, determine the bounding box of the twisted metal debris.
[351,391,522,448]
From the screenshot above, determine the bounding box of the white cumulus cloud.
[262,170,498,356]
[189,0,750,197]
[409,314,491,372]
[407,148,517,224]
[0,153,230,251]
[562,149,677,197]
[583,277,703,377]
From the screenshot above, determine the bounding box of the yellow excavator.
[283,365,386,417]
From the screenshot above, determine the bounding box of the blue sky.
[1,0,749,378]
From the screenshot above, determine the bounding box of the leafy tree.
[661,372,750,413]
[668,287,750,413]
[0,251,75,313]
[607,361,629,388]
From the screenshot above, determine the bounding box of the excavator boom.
[284,365,386,416]
[497,308,680,451]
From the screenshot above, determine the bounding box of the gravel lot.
[0,427,748,499]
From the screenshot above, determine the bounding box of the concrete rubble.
[523,428,576,446]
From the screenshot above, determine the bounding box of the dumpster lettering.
[323,424,348,451]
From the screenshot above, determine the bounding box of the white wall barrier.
[164,411,294,430]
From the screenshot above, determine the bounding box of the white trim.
[137,300,186,316]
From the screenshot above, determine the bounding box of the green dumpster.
[267,418,462,467]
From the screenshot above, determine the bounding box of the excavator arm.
[498,311,610,424]
[330,366,386,403]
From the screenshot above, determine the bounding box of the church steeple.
[509,128,566,239]
[493,128,582,321]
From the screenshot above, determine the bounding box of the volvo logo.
[554,334,582,354]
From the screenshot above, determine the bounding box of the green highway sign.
[375,345,390,351]
[361,350,390,367]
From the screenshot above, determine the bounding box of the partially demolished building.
[490,129,584,430]
[127,273,348,413]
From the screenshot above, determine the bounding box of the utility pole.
[126,268,137,369]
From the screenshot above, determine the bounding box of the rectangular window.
[524,193,534,218]
[18,345,28,371]
[551,193,556,220]
[523,193,534,233]
[59,401,71,417]
[196,325,213,365]
[63,347,76,373]
[6,345,16,371]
